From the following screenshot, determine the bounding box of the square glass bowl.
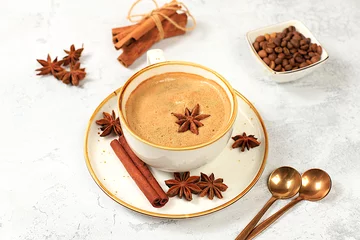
[246,20,329,83]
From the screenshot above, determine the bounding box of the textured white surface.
[1,0,359,239]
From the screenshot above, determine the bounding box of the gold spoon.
[246,168,332,239]
[235,166,301,240]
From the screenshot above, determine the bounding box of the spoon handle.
[246,196,303,240]
[235,196,277,240]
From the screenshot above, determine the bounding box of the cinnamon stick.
[112,24,139,44]
[119,135,168,205]
[115,5,180,49]
[110,139,165,208]
[118,13,187,67]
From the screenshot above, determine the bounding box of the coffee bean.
[282,28,289,34]
[308,52,316,57]
[311,43,317,52]
[295,56,304,63]
[256,35,265,42]
[280,32,286,38]
[265,47,274,54]
[289,58,296,66]
[283,47,290,55]
[267,43,276,48]
[268,38,274,44]
[274,37,281,46]
[259,41,267,49]
[275,47,283,53]
[268,53,277,61]
[258,50,267,58]
[288,26,296,32]
[299,62,308,68]
[300,39,307,46]
[292,66,299,70]
[281,41,287,47]
[287,42,294,49]
[265,33,270,41]
[283,35,291,41]
[300,44,309,50]
[311,55,321,63]
[253,42,260,51]
[293,34,302,41]
[281,68,285,72]
[290,38,299,48]
[285,54,292,59]
[275,58,283,65]
[282,59,289,67]
[298,49,307,55]
[317,45,323,55]
[274,64,282,71]
[270,32,277,39]
[263,57,271,65]
[285,64,292,71]
[270,61,276,69]
[304,55,311,60]
[306,60,312,65]
[278,53,285,59]
[290,48,297,54]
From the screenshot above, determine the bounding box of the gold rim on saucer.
[84,88,268,219]
[117,61,239,151]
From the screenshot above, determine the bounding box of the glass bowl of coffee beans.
[246,20,329,83]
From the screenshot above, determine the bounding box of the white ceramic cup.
[118,50,238,172]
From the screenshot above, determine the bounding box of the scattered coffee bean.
[252,26,324,72]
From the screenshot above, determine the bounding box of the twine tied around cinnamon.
[127,0,196,39]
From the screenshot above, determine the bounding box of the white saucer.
[84,88,268,218]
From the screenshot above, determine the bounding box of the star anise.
[165,172,201,201]
[171,104,210,135]
[36,54,64,76]
[95,110,122,137]
[232,132,261,152]
[63,44,84,66]
[55,62,86,86]
[197,173,228,200]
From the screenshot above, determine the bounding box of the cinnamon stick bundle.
[116,13,187,67]
[110,138,168,208]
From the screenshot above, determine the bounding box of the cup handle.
[147,49,166,65]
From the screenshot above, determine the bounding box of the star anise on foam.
[36,54,64,76]
[95,110,122,137]
[165,172,201,201]
[55,62,86,86]
[232,132,260,152]
[171,104,210,135]
[197,173,228,200]
[63,44,84,66]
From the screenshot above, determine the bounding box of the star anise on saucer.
[171,104,210,135]
[95,110,122,137]
[36,54,64,76]
[165,172,201,201]
[232,132,261,152]
[197,173,228,200]
[55,62,86,86]
[63,44,84,66]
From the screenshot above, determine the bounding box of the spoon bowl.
[268,166,302,199]
[300,168,332,201]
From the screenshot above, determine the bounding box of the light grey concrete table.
[1,0,359,239]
